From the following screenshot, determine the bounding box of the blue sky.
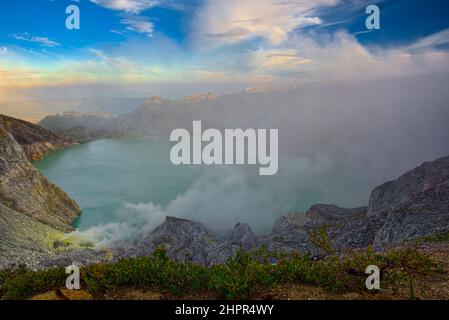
[1,0,449,100]
[1,0,448,49]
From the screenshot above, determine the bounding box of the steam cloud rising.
[67,72,449,246]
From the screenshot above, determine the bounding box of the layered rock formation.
[0,124,80,232]
[1,116,82,268]
[0,114,77,161]
[369,156,449,245]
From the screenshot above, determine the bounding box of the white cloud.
[209,29,449,84]
[120,15,154,36]
[89,0,159,13]
[90,1,158,36]
[249,49,312,72]
[193,0,339,47]
[408,29,449,51]
[0,47,7,54]
[12,33,60,47]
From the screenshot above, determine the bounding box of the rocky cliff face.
[0,114,77,161]
[268,156,449,253]
[369,156,449,245]
[0,121,80,232]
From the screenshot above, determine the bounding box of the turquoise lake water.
[34,138,372,236]
[34,138,199,230]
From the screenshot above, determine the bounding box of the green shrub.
[0,245,444,300]
[0,266,66,300]
[418,230,449,243]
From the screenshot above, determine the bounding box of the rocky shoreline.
[43,155,449,269]
[1,113,448,270]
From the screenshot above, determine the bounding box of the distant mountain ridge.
[39,112,111,142]
[95,74,449,166]
[0,97,145,123]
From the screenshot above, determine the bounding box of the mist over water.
[34,74,449,245]
[35,137,374,244]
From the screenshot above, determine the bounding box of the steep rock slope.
[369,156,449,245]
[269,156,449,252]
[0,124,80,232]
[0,114,77,161]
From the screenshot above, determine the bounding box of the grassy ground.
[2,233,449,301]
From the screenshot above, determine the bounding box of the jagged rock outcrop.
[124,217,242,266]
[121,208,379,264]
[370,156,449,246]
[269,157,449,251]
[226,223,260,251]
[0,114,77,161]
[0,122,80,232]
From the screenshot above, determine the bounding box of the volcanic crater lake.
[34,137,371,235]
